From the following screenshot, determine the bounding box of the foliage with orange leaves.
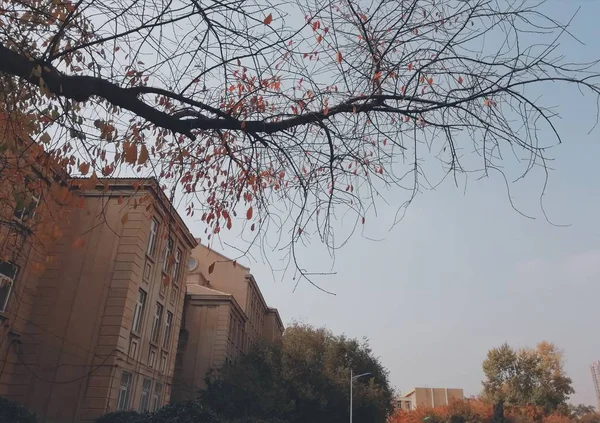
[388,399,600,423]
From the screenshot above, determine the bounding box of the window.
[147,218,159,256]
[170,286,178,305]
[162,237,173,273]
[13,183,40,223]
[0,261,18,313]
[163,311,173,349]
[128,338,138,359]
[148,349,156,368]
[139,378,151,413]
[143,260,152,281]
[172,248,182,284]
[151,303,163,343]
[159,353,167,373]
[117,371,132,410]
[405,401,411,410]
[151,382,162,411]
[132,289,147,333]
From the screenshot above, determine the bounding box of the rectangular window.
[116,371,132,410]
[172,248,182,284]
[147,218,159,256]
[132,289,147,333]
[148,349,156,368]
[160,353,167,373]
[151,382,162,411]
[0,261,18,313]
[162,237,173,272]
[151,303,163,343]
[139,378,151,413]
[163,311,173,349]
[13,188,40,223]
[128,338,138,359]
[143,260,152,281]
[170,286,178,305]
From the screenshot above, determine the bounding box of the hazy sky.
[182,0,600,407]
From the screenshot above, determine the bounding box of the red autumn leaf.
[264,13,273,25]
[336,51,343,63]
[250,223,255,231]
[79,162,90,175]
[317,34,322,43]
[428,77,433,85]
[362,216,366,224]
[408,62,413,71]
[121,212,129,225]
[246,206,253,219]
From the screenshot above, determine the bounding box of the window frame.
[116,371,133,411]
[139,378,151,413]
[132,289,147,334]
[172,248,182,284]
[163,311,173,349]
[0,261,18,313]
[150,302,163,344]
[162,236,174,273]
[151,382,163,411]
[147,218,159,256]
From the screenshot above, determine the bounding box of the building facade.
[395,387,464,410]
[171,244,283,402]
[0,176,197,422]
[592,361,600,411]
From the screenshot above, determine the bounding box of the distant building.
[394,387,464,410]
[592,361,600,411]
[171,244,283,402]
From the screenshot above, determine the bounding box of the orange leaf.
[208,262,215,274]
[373,71,382,81]
[246,206,253,219]
[408,62,413,71]
[428,77,433,85]
[79,162,90,175]
[138,144,149,165]
[72,237,86,249]
[123,142,137,164]
[264,13,273,25]
[336,51,343,63]
[121,212,129,225]
[316,34,322,43]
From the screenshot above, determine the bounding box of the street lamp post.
[350,370,372,423]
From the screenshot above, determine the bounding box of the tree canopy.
[481,342,574,413]
[2,0,600,275]
[199,323,394,423]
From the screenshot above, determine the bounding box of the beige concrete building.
[0,176,197,422]
[172,244,283,402]
[395,387,464,410]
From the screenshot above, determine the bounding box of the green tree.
[482,342,574,413]
[200,323,393,423]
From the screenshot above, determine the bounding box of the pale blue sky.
[182,0,600,407]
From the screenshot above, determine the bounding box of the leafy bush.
[0,397,38,423]
[148,400,219,423]
[94,410,147,423]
